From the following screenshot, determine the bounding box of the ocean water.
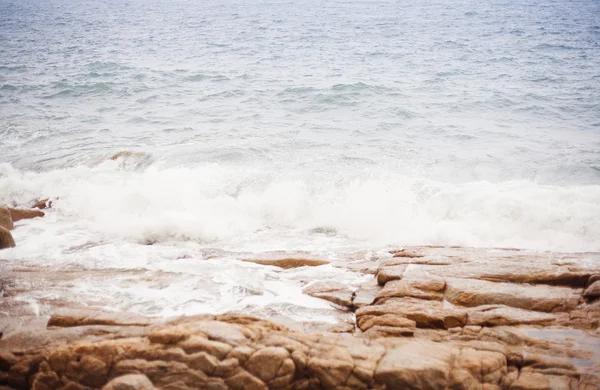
[1,0,600,318]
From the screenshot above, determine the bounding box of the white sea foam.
[1,160,599,257]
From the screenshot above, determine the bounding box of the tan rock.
[32,198,52,209]
[445,278,581,313]
[509,371,550,389]
[244,347,291,383]
[0,226,15,249]
[356,297,467,329]
[584,281,600,299]
[48,308,153,327]
[243,258,329,269]
[0,207,13,230]
[102,374,155,390]
[8,208,44,223]
[374,342,454,389]
[467,305,556,327]
[303,282,353,308]
[352,280,381,308]
[375,278,444,303]
[376,264,407,285]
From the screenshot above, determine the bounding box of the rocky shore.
[0,207,599,389]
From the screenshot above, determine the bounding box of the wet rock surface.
[0,206,45,250]
[0,246,599,389]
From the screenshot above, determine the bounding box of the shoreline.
[1,245,599,389]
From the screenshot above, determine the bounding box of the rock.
[102,374,155,390]
[375,278,445,303]
[376,264,407,285]
[356,297,467,330]
[374,341,455,389]
[391,250,425,258]
[467,305,556,327]
[8,208,44,223]
[32,198,52,210]
[508,371,550,389]
[0,207,13,230]
[352,279,381,308]
[109,151,148,160]
[0,311,597,389]
[242,258,329,269]
[303,282,353,308]
[48,308,153,328]
[445,278,581,313]
[0,227,15,249]
[584,281,600,299]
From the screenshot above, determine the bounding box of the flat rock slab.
[242,258,329,269]
[445,278,581,313]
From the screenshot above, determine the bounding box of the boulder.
[0,207,13,230]
[0,226,15,249]
[583,281,600,299]
[8,208,44,223]
[103,374,155,390]
[303,281,353,308]
[32,198,53,210]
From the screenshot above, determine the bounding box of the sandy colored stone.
[509,371,550,389]
[0,207,13,230]
[376,264,407,285]
[445,278,581,313]
[243,258,329,269]
[352,280,381,308]
[356,297,467,329]
[245,347,291,383]
[303,282,354,308]
[584,281,600,299]
[0,311,598,389]
[375,278,445,302]
[8,208,44,223]
[48,308,153,328]
[467,305,556,327]
[102,374,155,390]
[374,342,455,389]
[32,198,52,210]
[0,226,15,249]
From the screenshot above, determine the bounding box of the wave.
[1,161,599,253]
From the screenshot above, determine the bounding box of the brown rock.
[584,281,600,299]
[245,347,291,383]
[0,227,15,250]
[375,278,445,302]
[0,207,13,230]
[376,264,407,285]
[445,278,580,313]
[356,297,467,329]
[374,342,454,389]
[352,280,381,308]
[102,374,155,390]
[467,306,556,327]
[303,282,353,308]
[48,308,153,328]
[32,198,52,210]
[243,258,329,269]
[8,208,44,223]
[509,372,550,389]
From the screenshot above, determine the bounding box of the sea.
[1,0,599,319]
